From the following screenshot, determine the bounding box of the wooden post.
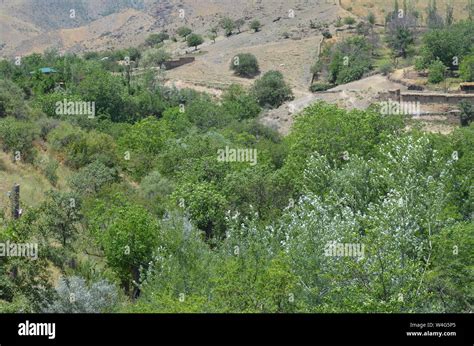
[11,184,20,219]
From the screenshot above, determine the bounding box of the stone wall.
[401,92,474,105]
[162,57,195,70]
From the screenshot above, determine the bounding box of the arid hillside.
[0,0,344,57]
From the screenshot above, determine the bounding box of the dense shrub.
[310,82,333,92]
[186,34,204,50]
[428,59,446,84]
[327,36,373,85]
[0,79,28,119]
[69,161,118,195]
[460,55,474,82]
[0,117,39,162]
[251,71,293,108]
[43,276,119,313]
[145,32,169,46]
[421,21,474,68]
[230,53,260,78]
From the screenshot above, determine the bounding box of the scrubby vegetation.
[0,2,472,314]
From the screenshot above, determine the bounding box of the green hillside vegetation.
[0,21,472,313]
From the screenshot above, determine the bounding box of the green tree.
[230,53,260,78]
[283,102,404,191]
[118,117,174,178]
[458,100,474,127]
[91,199,160,296]
[145,32,169,46]
[186,34,204,50]
[250,19,262,32]
[222,84,261,120]
[208,28,218,43]
[173,182,228,239]
[421,21,473,68]
[367,12,376,25]
[0,80,28,119]
[0,219,54,312]
[327,36,373,84]
[251,71,293,108]
[220,17,236,36]
[37,191,82,248]
[460,55,474,82]
[428,59,446,83]
[386,15,415,58]
[177,26,192,39]
[69,161,118,195]
[141,48,171,68]
[0,117,39,162]
[426,222,474,312]
[74,67,127,122]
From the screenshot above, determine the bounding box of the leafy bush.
[172,182,228,239]
[0,117,39,162]
[36,117,60,140]
[322,30,332,39]
[460,55,474,82]
[186,34,204,50]
[220,17,236,36]
[0,79,28,119]
[36,157,59,186]
[251,70,293,108]
[343,17,356,25]
[222,84,261,120]
[145,32,169,46]
[414,56,428,71]
[43,276,119,313]
[428,59,446,84]
[90,198,160,294]
[141,48,171,68]
[309,82,333,92]
[379,60,394,75]
[458,100,474,127]
[250,20,262,32]
[421,21,474,68]
[230,53,260,78]
[69,161,118,195]
[327,36,373,85]
[177,27,192,39]
[117,117,174,178]
[139,171,174,217]
[48,123,118,169]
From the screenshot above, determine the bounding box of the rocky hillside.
[0,0,343,57]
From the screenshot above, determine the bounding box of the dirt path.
[260,74,408,135]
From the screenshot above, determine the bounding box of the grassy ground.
[0,147,71,220]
